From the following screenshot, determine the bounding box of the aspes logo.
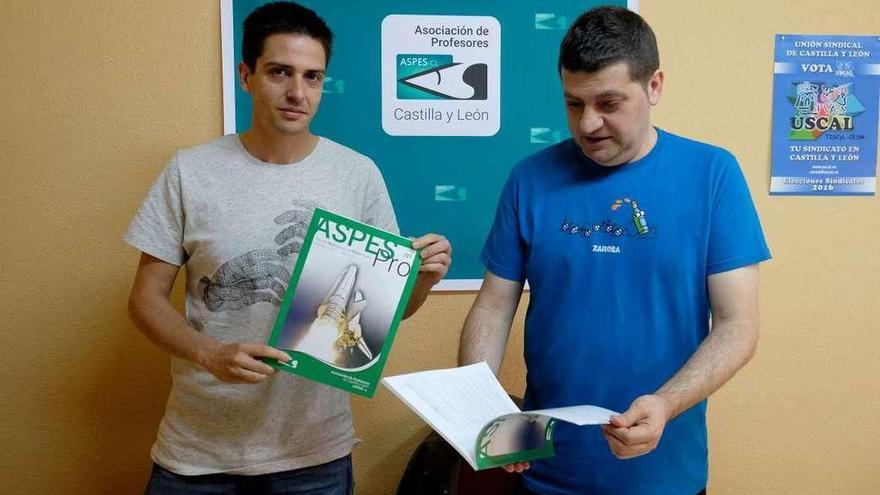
[397,54,487,100]
[789,81,865,140]
[381,15,500,136]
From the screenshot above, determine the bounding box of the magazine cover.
[475,413,556,470]
[266,208,421,397]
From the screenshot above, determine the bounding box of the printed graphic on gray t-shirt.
[199,199,323,313]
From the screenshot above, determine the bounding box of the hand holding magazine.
[266,208,421,397]
[382,362,619,470]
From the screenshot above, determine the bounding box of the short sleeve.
[122,154,187,265]
[362,162,399,235]
[706,153,772,274]
[480,168,527,282]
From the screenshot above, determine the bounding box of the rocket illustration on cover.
[294,264,373,362]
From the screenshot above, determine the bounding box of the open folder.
[382,362,619,470]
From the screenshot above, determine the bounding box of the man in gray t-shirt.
[125,3,451,493]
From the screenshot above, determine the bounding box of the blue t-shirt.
[481,129,771,495]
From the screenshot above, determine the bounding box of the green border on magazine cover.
[265,208,422,398]
[475,417,557,470]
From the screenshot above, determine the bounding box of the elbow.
[127,290,147,329]
[743,321,760,364]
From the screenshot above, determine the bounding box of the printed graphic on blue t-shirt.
[481,129,770,495]
[558,194,659,253]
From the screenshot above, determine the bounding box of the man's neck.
[629,125,658,163]
[238,129,319,165]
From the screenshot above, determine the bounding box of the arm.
[457,271,524,374]
[403,233,452,319]
[603,264,761,459]
[461,271,528,472]
[127,252,290,383]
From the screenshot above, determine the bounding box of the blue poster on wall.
[770,34,880,196]
[221,0,636,289]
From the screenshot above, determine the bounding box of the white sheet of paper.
[528,405,617,425]
[382,362,519,468]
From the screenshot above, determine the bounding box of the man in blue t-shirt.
[458,7,770,495]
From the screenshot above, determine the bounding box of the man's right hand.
[200,342,291,383]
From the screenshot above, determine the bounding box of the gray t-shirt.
[124,135,398,475]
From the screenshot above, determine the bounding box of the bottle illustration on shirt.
[295,264,373,362]
[631,201,649,235]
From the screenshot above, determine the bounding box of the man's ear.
[238,61,252,93]
[647,69,664,106]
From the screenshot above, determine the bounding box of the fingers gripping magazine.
[266,208,421,397]
[382,362,619,470]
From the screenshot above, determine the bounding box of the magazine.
[266,208,421,397]
[382,362,619,470]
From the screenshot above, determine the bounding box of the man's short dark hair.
[558,6,659,83]
[242,2,333,70]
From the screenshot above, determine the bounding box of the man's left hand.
[602,394,672,460]
[411,233,451,287]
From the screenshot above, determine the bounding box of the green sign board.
[222,0,634,289]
